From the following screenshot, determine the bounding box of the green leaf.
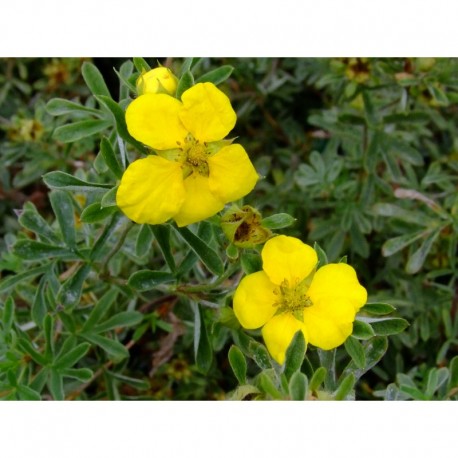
[344,336,366,369]
[284,331,306,381]
[89,213,126,261]
[100,137,123,178]
[43,171,111,192]
[127,270,175,291]
[133,57,151,73]
[80,202,118,223]
[383,112,430,124]
[135,224,153,257]
[95,95,145,152]
[93,311,143,333]
[362,302,396,315]
[46,98,101,116]
[342,336,388,381]
[117,60,135,99]
[53,119,112,143]
[176,71,194,99]
[18,202,60,244]
[426,367,449,398]
[151,225,176,272]
[175,226,223,276]
[180,58,194,76]
[49,190,76,249]
[58,264,91,308]
[261,213,296,230]
[0,264,51,293]
[82,288,118,332]
[54,343,91,370]
[448,356,458,392]
[382,230,427,257]
[309,367,327,392]
[100,187,118,208]
[313,241,328,267]
[195,66,234,85]
[248,341,272,370]
[362,90,377,126]
[43,314,55,360]
[339,113,367,125]
[428,85,449,105]
[17,338,47,366]
[82,61,111,97]
[257,371,282,399]
[13,240,76,260]
[352,320,375,339]
[334,373,355,400]
[60,368,93,382]
[228,345,247,385]
[106,370,150,391]
[406,229,441,274]
[366,317,409,336]
[48,370,65,400]
[288,371,308,401]
[240,252,262,275]
[372,203,428,226]
[192,303,213,374]
[16,385,41,401]
[2,296,15,334]
[82,333,129,362]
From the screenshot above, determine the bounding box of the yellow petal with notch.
[261,235,318,286]
[173,173,225,227]
[302,297,356,350]
[116,155,185,225]
[208,144,258,203]
[179,83,236,143]
[308,263,367,312]
[125,94,187,150]
[233,271,278,329]
[262,313,308,365]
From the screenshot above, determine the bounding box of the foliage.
[0,57,457,400]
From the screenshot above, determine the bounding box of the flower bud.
[221,205,272,248]
[136,67,178,96]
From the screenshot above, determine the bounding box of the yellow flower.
[233,235,367,364]
[136,67,178,96]
[117,82,259,227]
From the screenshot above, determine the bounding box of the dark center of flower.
[273,278,313,321]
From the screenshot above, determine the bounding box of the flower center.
[183,134,209,177]
[273,278,313,321]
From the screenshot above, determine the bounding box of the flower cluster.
[116,67,259,227]
[233,235,367,364]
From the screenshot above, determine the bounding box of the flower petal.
[173,173,225,227]
[307,263,367,312]
[116,155,185,225]
[233,271,278,329]
[125,94,187,150]
[261,235,318,286]
[262,313,308,365]
[207,144,258,203]
[302,297,356,350]
[179,83,236,142]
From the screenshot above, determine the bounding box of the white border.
[0,402,457,457]
[2,0,458,56]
